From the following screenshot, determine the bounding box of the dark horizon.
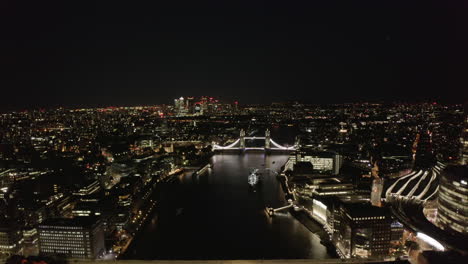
[2,1,467,111]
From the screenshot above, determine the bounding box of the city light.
[416,233,445,251]
[0,99,466,261]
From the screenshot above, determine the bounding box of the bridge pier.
[240,129,246,149]
[265,129,271,149]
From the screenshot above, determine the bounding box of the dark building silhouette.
[460,104,468,165]
[0,220,23,257]
[413,126,436,169]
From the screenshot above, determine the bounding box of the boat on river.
[248,168,260,189]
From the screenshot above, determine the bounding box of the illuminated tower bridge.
[213,129,298,152]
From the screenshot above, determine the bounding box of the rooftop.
[38,217,101,228]
[341,202,391,219]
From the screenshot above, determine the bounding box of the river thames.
[123,150,332,260]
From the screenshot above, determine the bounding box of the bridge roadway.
[72,259,408,264]
[213,129,297,151]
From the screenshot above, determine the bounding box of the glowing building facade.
[437,165,468,234]
[332,202,402,258]
[295,148,343,175]
[0,223,23,257]
[38,217,105,259]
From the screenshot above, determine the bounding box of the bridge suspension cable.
[269,139,295,150]
[213,138,240,150]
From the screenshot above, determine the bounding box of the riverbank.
[121,153,331,260]
[290,210,338,258]
[276,168,338,258]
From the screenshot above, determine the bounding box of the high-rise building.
[200,96,209,114]
[437,165,468,234]
[194,103,202,115]
[174,97,189,116]
[186,96,194,114]
[174,98,181,110]
[38,217,105,259]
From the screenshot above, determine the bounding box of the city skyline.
[0,99,466,262]
[0,97,465,114]
[1,1,467,263]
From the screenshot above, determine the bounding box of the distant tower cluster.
[174,97,189,116]
[173,96,238,116]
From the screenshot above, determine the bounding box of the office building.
[73,180,101,196]
[38,217,105,259]
[72,200,102,217]
[332,202,402,258]
[460,111,468,165]
[0,221,23,257]
[314,183,354,196]
[294,148,343,175]
[437,165,468,234]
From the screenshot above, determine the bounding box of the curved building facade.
[437,165,468,234]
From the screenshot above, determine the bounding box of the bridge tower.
[240,129,246,149]
[294,136,300,149]
[265,129,271,149]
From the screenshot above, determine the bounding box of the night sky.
[2,1,467,110]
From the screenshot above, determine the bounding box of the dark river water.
[123,151,331,260]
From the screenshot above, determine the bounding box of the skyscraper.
[437,165,468,234]
[186,96,194,114]
[174,98,180,110]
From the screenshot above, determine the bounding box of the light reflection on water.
[124,153,331,260]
